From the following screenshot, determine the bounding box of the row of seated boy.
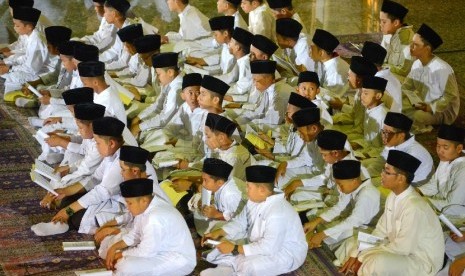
[1,0,465,275]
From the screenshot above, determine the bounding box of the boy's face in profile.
[253,74,273,92]
[124,42,137,56]
[103,6,116,24]
[297,125,318,143]
[94,135,113,157]
[319,148,340,165]
[125,197,146,216]
[360,88,381,109]
[246,182,263,203]
[240,0,254,13]
[204,126,221,150]
[181,86,200,110]
[76,120,93,140]
[213,30,229,45]
[170,178,193,193]
[60,55,75,72]
[198,88,216,109]
[119,161,141,181]
[285,104,299,124]
[436,138,463,162]
[94,2,105,17]
[379,12,398,35]
[297,82,319,100]
[155,68,173,86]
[335,178,359,194]
[13,19,32,35]
[202,173,221,192]
[249,45,267,62]
[47,43,60,56]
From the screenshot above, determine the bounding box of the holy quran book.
[63,241,96,251]
[74,268,112,276]
[34,159,61,182]
[30,171,58,196]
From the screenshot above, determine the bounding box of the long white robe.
[205,194,307,275]
[381,25,414,78]
[165,4,211,42]
[376,68,402,112]
[93,85,127,125]
[81,16,117,52]
[318,56,350,101]
[247,4,275,41]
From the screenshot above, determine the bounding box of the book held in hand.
[63,241,96,251]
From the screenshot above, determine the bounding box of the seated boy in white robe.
[105,178,196,275]
[186,16,236,78]
[199,158,246,234]
[309,29,349,103]
[361,41,402,113]
[268,0,307,33]
[275,107,325,189]
[275,18,313,74]
[337,150,444,276]
[216,0,247,29]
[347,76,388,158]
[418,124,465,216]
[240,0,275,40]
[304,160,380,250]
[39,103,105,210]
[250,34,279,63]
[79,0,117,53]
[15,26,72,107]
[1,7,49,98]
[201,165,307,276]
[219,27,254,100]
[130,52,183,144]
[401,24,459,132]
[362,112,434,186]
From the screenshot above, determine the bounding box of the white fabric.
[213,177,246,221]
[293,34,315,72]
[376,68,402,112]
[93,85,127,125]
[247,4,275,40]
[318,56,350,100]
[116,54,151,87]
[381,25,414,77]
[99,19,131,63]
[223,54,252,95]
[165,4,211,42]
[215,141,252,181]
[81,17,117,52]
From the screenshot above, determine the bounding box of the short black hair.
[393,166,414,184]
[385,12,404,24]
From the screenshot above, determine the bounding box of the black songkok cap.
[78,61,105,77]
[312,29,339,53]
[362,76,387,92]
[350,56,378,77]
[381,0,409,20]
[151,52,178,68]
[246,165,276,183]
[58,41,82,56]
[298,71,320,86]
[417,23,443,50]
[438,124,465,144]
[386,150,421,175]
[384,112,412,131]
[45,26,72,46]
[292,107,320,127]
[276,18,302,38]
[252,34,278,56]
[232,27,254,48]
[250,60,276,74]
[201,75,230,96]
[93,0,106,3]
[120,178,153,198]
[288,92,316,109]
[13,7,40,23]
[317,129,347,150]
[92,117,125,137]
[361,41,387,65]
[202,158,233,180]
[209,16,235,31]
[205,113,236,136]
[74,103,105,121]
[74,43,99,62]
[105,0,130,15]
[62,87,94,105]
[133,34,161,54]
[120,146,149,164]
[182,73,202,90]
[9,0,34,8]
[333,160,361,179]
[226,0,241,6]
[117,24,143,43]
[267,0,292,9]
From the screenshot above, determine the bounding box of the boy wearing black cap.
[275,107,325,189]
[131,52,182,140]
[186,16,235,77]
[240,0,275,40]
[50,117,127,234]
[363,111,433,186]
[297,71,333,127]
[249,34,279,62]
[418,125,465,216]
[201,165,307,275]
[268,0,307,34]
[379,0,414,78]
[163,0,211,44]
[108,24,144,74]
[217,0,247,29]
[2,7,49,98]
[79,0,117,53]
[219,27,254,98]
[78,61,127,126]
[310,29,349,102]
[38,103,105,210]
[204,113,251,181]
[304,160,380,251]
[361,41,402,113]
[199,158,246,233]
[349,76,388,156]
[105,178,196,275]
[275,18,313,74]
[402,24,459,132]
[99,0,132,63]
[338,150,444,276]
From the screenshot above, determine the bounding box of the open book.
[403,90,423,106]
[26,83,42,98]
[63,241,96,251]
[439,213,463,237]
[34,159,61,182]
[357,230,386,251]
[293,201,326,212]
[30,171,58,196]
[74,269,112,276]
[152,151,179,169]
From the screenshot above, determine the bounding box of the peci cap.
[298,71,320,86]
[201,75,230,96]
[74,103,105,121]
[62,87,94,105]
[78,61,105,77]
[117,24,143,43]
[202,158,233,180]
[312,29,339,53]
[133,34,161,54]
[386,150,421,175]
[333,160,361,179]
[383,112,412,132]
[205,113,237,137]
[417,23,443,50]
[251,34,278,56]
[381,0,408,20]
[317,129,348,150]
[120,178,153,198]
[361,41,387,66]
[120,145,150,164]
[350,56,378,77]
[92,117,125,137]
[182,73,202,90]
[276,18,302,38]
[292,107,320,127]
[437,124,465,144]
[288,92,316,109]
[151,52,178,68]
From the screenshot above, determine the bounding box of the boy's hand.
[95,227,120,244]
[43,117,62,126]
[303,217,323,234]
[51,208,69,223]
[308,231,327,249]
[202,205,222,219]
[201,229,225,246]
[130,124,141,137]
[283,180,303,200]
[217,240,234,254]
[451,231,465,243]
[339,257,362,275]
[54,165,70,177]
[223,95,234,102]
[39,94,51,105]
[275,162,288,185]
[413,102,432,113]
